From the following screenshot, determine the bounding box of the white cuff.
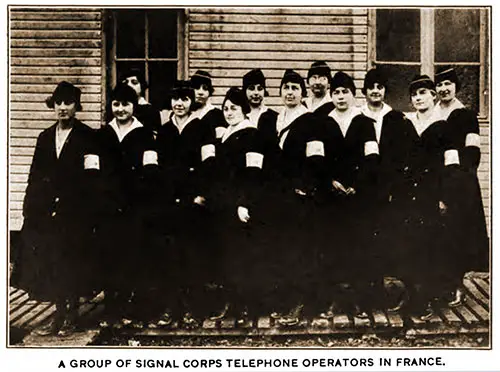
[246,152,264,169]
[215,127,226,139]
[201,144,216,161]
[364,140,379,156]
[306,140,325,157]
[465,133,480,148]
[84,154,100,170]
[444,149,460,166]
[143,150,158,166]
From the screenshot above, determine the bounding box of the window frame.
[368,7,489,118]
[105,8,188,102]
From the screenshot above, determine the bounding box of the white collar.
[276,105,308,135]
[248,105,269,126]
[434,98,465,121]
[360,102,392,121]
[221,119,254,143]
[328,106,361,137]
[404,109,438,136]
[108,117,143,142]
[172,113,197,134]
[305,94,332,112]
[194,102,215,120]
[138,97,149,105]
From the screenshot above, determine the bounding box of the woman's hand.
[194,196,206,206]
[332,180,348,194]
[237,206,250,223]
[439,200,447,215]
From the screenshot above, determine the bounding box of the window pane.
[435,9,480,62]
[148,10,179,58]
[435,65,479,113]
[376,64,421,112]
[148,61,178,110]
[376,9,420,62]
[116,10,145,58]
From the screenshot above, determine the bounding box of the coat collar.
[304,94,332,113]
[276,104,308,135]
[221,119,254,143]
[108,117,143,142]
[328,106,361,137]
[171,113,198,134]
[248,105,269,126]
[433,98,465,121]
[194,102,215,120]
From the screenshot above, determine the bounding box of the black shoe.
[413,303,435,321]
[448,288,466,308]
[209,303,230,321]
[57,318,77,337]
[35,316,63,336]
[182,312,199,328]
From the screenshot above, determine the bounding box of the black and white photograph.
[5,3,492,355]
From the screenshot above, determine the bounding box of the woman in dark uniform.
[434,66,489,306]
[156,80,218,327]
[97,83,156,326]
[209,87,266,324]
[19,81,99,336]
[266,70,343,326]
[379,75,448,320]
[119,68,162,134]
[190,70,227,142]
[320,72,381,319]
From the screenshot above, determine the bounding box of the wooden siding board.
[190,51,367,61]
[191,60,368,70]
[191,8,368,16]
[11,30,101,39]
[189,41,367,53]
[189,14,368,25]
[10,11,101,21]
[10,20,102,30]
[11,76,101,85]
[190,32,368,43]
[11,58,102,67]
[11,39,102,48]
[11,48,101,58]
[190,23,368,34]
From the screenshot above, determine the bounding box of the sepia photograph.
[6,4,491,352]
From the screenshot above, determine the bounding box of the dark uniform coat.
[441,108,489,277]
[135,101,162,134]
[19,120,99,301]
[211,121,265,305]
[378,111,449,302]
[195,105,227,142]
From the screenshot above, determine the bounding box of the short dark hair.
[222,87,251,115]
[46,81,82,111]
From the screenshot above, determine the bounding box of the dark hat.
[435,66,461,92]
[242,69,269,97]
[409,74,435,95]
[307,61,332,81]
[362,68,388,95]
[119,67,148,94]
[222,87,251,115]
[330,71,356,95]
[110,83,138,106]
[191,70,214,95]
[167,80,196,111]
[46,81,82,111]
[280,69,307,97]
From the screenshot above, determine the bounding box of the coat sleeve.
[450,108,481,172]
[353,115,380,196]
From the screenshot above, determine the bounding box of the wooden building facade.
[9,7,491,232]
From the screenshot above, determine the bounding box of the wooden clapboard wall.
[9,8,104,231]
[188,8,369,108]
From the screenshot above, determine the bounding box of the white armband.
[143,150,158,166]
[201,144,216,161]
[306,140,325,157]
[84,154,100,170]
[444,149,460,166]
[246,152,264,169]
[465,133,480,148]
[215,127,226,139]
[364,141,379,156]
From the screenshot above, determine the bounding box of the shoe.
[236,310,249,326]
[448,288,466,308]
[414,303,435,321]
[277,304,304,326]
[387,295,408,314]
[182,312,199,328]
[57,318,77,337]
[35,316,63,336]
[270,311,284,319]
[156,312,173,327]
[209,302,230,321]
[319,310,334,319]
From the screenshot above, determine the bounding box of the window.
[105,9,187,110]
[370,8,489,116]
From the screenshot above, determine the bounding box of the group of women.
[15,64,488,336]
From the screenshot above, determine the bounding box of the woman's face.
[194,84,210,106]
[246,84,265,107]
[281,82,303,108]
[411,87,436,112]
[223,99,245,126]
[111,100,134,123]
[436,79,457,104]
[331,87,354,112]
[365,83,386,105]
[122,76,142,97]
[54,100,77,121]
[171,96,191,118]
